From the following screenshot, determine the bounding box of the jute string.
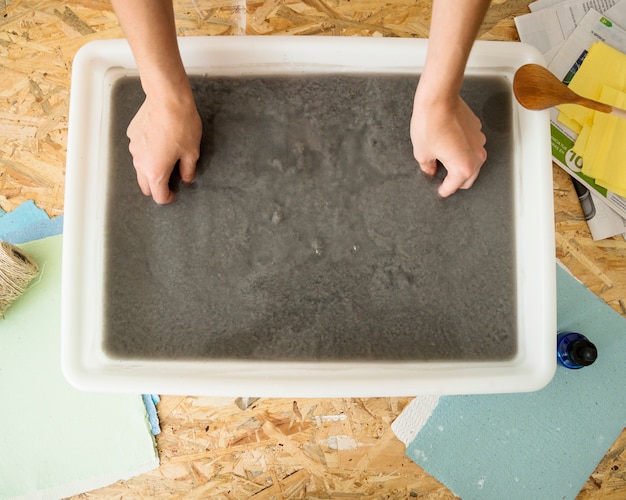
[0,241,39,318]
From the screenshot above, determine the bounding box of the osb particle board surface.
[1,1,625,498]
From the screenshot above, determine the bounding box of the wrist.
[140,58,191,94]
[416,59,464,104]
[414,79,458,111]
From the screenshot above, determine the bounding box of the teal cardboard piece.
[405,264,626,500]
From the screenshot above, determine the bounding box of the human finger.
[136,172,152,197]
[439,138,487,196]
[150,184,174,204]
[179,152,198,184]
[416,157,438,177]
[438,172,467,198]
[147,173,174,205]
[438,161,481,198]
[458,167,482,191]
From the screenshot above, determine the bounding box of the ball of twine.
[0,241,39,318]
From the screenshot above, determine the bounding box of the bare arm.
[111,0,202,204]
[411,0,492,197]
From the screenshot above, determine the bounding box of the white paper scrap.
[515,0,622,63]
[391,396,440,447]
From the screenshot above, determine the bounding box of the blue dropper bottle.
[557,331,597,369]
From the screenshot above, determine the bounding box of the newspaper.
[518,4,626,239]
[515,0,621,63]
[529,0,620,12]
[573,181,626,240]
[546,9,626,220]
[547,7,626,79]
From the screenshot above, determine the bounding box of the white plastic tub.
[62,36,555,397]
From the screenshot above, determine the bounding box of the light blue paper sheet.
[0,200,49,239]
[2,216,64,244]
[0,200,63,244]
[405,264,626,500]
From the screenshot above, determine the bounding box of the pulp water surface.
[104,73,516,361]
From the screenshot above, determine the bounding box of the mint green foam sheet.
[0,236,159,499]
[405,264,626,499]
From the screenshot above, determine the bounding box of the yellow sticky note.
[580,85,626,196]
[572,123,590,159]
[555,42,626,196]
[558,109,583,135]
[557,42,626,129]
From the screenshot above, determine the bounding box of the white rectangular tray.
[62,36,555,396]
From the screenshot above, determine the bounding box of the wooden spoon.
[513,63,626,120]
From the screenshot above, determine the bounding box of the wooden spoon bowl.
[513,63,626,119]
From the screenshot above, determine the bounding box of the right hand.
[410,90,487,198]
[127,89,202,204]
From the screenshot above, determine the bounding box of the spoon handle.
[574,95,612,114]
[574,95,626,120]
[610,106,626,120]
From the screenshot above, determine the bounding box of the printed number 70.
[565,149,584,173]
